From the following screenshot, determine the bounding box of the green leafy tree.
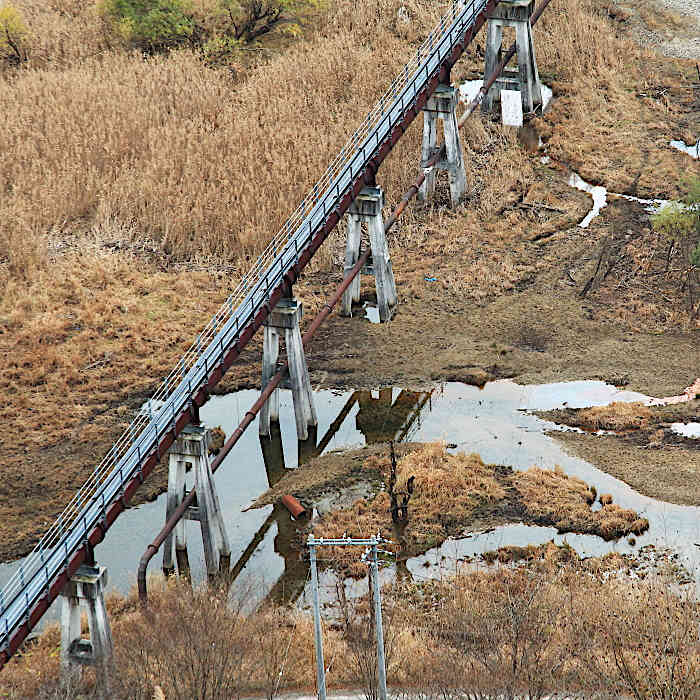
[99,0,197,52]
[652,176,700,318]
[0,2,28,64]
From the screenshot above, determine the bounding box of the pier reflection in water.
[3,379,696,631]
[224,387,433,607]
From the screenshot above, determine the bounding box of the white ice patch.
[670,139,700,159]
[458,80,553,113]
[568,172,608,228]
[671,422,700,439]
[459,79,484,105]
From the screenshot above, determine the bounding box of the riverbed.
[2,379,698,630]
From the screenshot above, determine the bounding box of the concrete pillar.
[60,564,113,691]
[259,298,318,441]
[163,425,231,578]
[341,187,397,322]
[481,0,542,116]
[418,84,467,208]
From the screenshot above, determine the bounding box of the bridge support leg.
[260,298,318,441]
[163,426,231,578]
[341,186,397,322]
[482,0,542,118]
[163,451,186,576]
[60,563,113,691]
[418,84,467,208]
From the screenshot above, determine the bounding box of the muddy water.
[2,381,699,630]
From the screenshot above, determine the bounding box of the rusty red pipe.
[136,0,555,606]
[137,244,373,603]
[281,495,308,519]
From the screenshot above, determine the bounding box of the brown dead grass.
[4,557,699,699]
[0,0,696,559]
[314,443,506,574]
[571,401,653,431]
[512,466,649,539]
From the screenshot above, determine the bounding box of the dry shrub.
[314,443,505,572]
[394,564,700,698]
[573,578,700,697]
[575,401,653,431]
[512,466,649,539]
[111,579,254,699]
[413,567,584,699]
[109,579,352,698]
[6,0,114,71]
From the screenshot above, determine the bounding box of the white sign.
[501,89,523,127]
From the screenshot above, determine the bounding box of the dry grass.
[4,559,699,699]
[314,443,506,573]
[0,0,696,558]
[512,466,649,539]
[570,401,653,431]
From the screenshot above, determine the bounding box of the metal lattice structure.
[0,0,496,666]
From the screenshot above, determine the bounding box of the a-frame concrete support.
[341,186,397,322]
[162,425,231,579]
[60,561,113,694]
[482,0,543,116]
[259,297,318,441]
[418,84,467,208]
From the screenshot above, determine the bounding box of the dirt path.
[618,0,700,59]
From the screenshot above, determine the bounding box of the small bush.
[652,176,700,319]
[0,2,27,64]
[99,0,197,52]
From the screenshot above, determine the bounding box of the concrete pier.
[418,84,467,208]
[341,186,397,322]
[482,0,543,118]
[260,297,318,440]
[163,425,231,578]
[60,562,113,693]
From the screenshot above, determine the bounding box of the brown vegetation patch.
[511,466,649,539]
[308,444,649,575]
[573,401,653,431]
[4,556,700,699]
[0,0,698,563]
[313,443,507,574]
[552,429,700,506]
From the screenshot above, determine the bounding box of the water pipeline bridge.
[0,0,547,669]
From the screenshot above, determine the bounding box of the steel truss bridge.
[0,0,498,668]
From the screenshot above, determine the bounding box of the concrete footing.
[418,84,467,208]
[482,0,543,117]
[162,425,231,578]
[260,297,318,441]
[341,186,397,322]
[60,563,113,687]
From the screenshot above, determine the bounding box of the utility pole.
[370,542,388,700]
[307,534,390,700]
[308,539,327,700]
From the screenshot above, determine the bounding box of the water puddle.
[670,138,699,159]
[671,422,700,439]
[568,171,675,227]
[2,380,699,631]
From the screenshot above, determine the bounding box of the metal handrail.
[0,0,489,655]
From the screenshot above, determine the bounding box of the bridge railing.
[1,0,489,655]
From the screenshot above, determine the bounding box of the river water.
[1,380,698,629]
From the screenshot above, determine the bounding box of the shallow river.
[1,380,698,628]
